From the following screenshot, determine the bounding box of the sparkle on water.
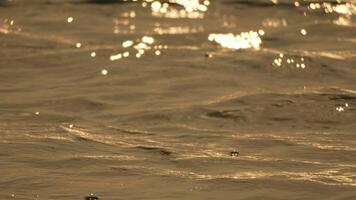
[336,103,351,112]
[143,0,210,19]
[122,40,134,48]
[154,25,204,34]
[272,54,307,69]
[67,17,73,23]
[0,18,21,34]
[301,29,307,35]
[110,53,122,61]
[262,18,288,28]
[155,50,161,55]
[110,36,163,60]
[101,69,108,75]
[208,31,263,50]
[76,43,82,48]
[309,2,356,15]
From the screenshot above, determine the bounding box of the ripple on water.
[1,0,356,198]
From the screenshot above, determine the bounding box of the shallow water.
[1,0,356,199]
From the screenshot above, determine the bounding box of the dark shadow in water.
[111,127,155,136]
[326,94,356,101]
[206,110,246,122]
[85,195,99,200]
[136,146,172,156]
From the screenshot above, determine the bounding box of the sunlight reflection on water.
[1,1,356,198]
[145,0,210,19]
[208,31,264,50]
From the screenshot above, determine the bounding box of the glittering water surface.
[1,0,356,199]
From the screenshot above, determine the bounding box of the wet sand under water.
[1,0,356,199]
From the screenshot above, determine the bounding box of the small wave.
[25,133,74,142]
[73,154,142,161]
[60,125,118,145]
[232,133,356,152]
[108,126,156,135]
[60,125,179,154]
[109,164,356,187]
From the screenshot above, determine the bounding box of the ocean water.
[1,0,356,199]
